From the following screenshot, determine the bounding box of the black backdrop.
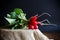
[0,0,60,32]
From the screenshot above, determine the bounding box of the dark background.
[0,0,60,32]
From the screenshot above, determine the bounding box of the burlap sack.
[0,29,49,40]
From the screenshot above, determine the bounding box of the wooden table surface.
[44,32,60,40]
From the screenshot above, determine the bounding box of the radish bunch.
[5,8,42,29]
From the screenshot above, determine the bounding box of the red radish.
[34,25,38,29]
[30,21,38,25]
[29,25,34,29]
[30,16,37,21]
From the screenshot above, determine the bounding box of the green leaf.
[5,17,16,24]
[12,24,18,29]
[13,8,23,14]
[19,20,24,25]
[10,12,17,18]
[18,13,27,21]
[7,14,11,18]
